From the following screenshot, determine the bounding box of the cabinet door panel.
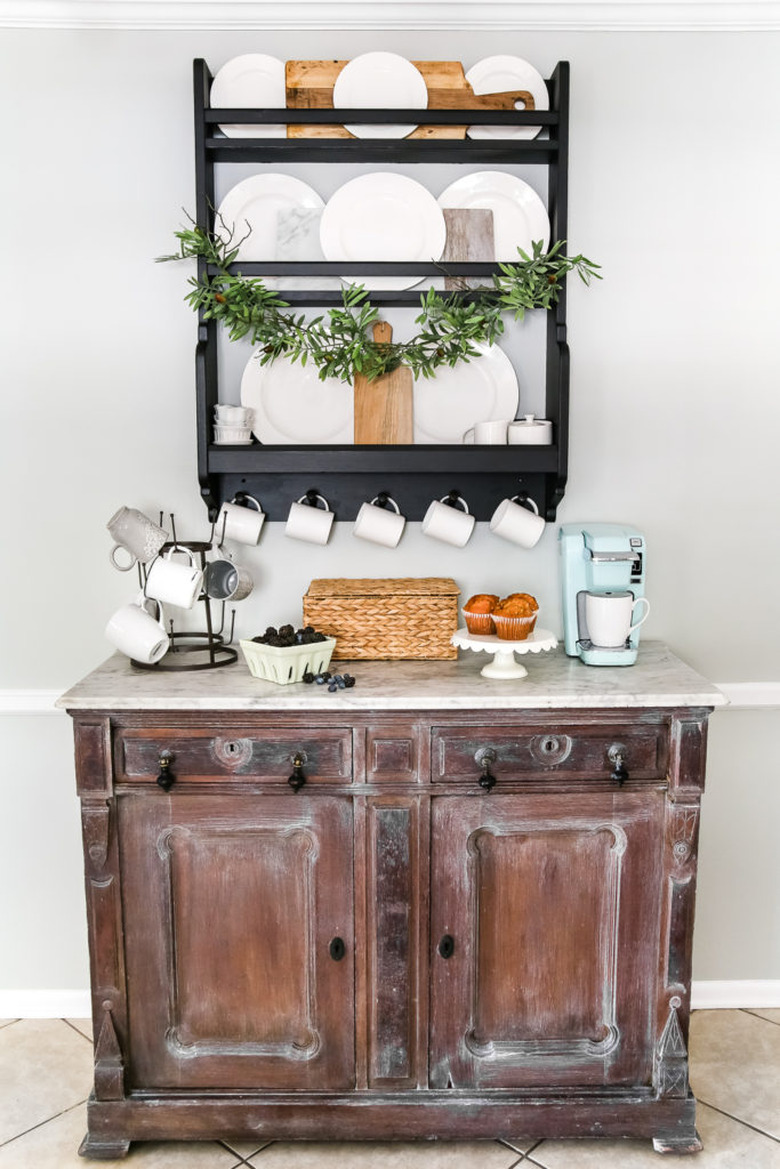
[430,792,664,1089]
[118,793,354,1090]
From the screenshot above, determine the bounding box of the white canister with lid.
[507,414,553,445]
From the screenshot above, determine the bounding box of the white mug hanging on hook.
[216,494,266,545]
[422,492,475,547]
[353,493,406,548]
[144,546,204,610]
[285,491,335,545]
[105,593,170,665]
[489,492,545,549]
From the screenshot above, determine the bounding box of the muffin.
[492,593,539,641]
[462,593,499,635]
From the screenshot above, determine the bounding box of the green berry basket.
[239,637,337,685]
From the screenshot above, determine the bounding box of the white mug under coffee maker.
[585,591,651,648]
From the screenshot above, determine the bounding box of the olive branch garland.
[158,217,601,384]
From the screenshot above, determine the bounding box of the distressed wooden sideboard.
[59,643,724,1158]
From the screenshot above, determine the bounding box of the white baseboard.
[691,980,780,1010]
[3,982,779,1019]
[0,989,92,1018]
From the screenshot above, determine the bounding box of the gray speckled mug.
[107,507,168,572]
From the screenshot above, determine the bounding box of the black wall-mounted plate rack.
[192,58,569,523]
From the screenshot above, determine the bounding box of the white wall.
[1,21,779,1000]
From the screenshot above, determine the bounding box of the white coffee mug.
[107,506,168,572]
[204,555,254,602]
[507,415,553,445]
[285,493,335,545]
[353,495,405,548]
[144,546,204,610]
[216,494,266,546]
[422,494,475,547]
[585,591,651,648]
[463,419,510,445]
[105,593,169,665]
[489,494,545,549]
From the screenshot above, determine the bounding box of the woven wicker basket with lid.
[303,578,460,660]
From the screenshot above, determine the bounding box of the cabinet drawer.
[431,724,667,785]
[116,726,353,785]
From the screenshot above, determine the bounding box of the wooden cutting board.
[441,208,496,290]
[353,322,413,445]
[285,59,533,140]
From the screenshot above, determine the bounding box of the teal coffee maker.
[559,523,647,666]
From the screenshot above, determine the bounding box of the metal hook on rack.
[207,509,228,550]
[210,602,237,645]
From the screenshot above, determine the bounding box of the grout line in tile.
[498,1138,528,1155]
[0,1019,19,1030]
[0,1095,89,1149]
[62,1017,93,1043]
[697,1097,780,1144]
[741,1007,780,1027]
[237,1140,275,1159]
[218,1138,275,1163]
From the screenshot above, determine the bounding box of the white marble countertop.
[57,641,726,712]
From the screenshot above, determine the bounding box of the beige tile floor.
[0,1010,778,1167]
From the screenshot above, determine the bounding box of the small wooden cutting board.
[353,322,413,445]
[442,208,496,290]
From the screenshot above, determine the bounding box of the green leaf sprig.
[158,216,600,383]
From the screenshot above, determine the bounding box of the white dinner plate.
[241,351,353,444]
[437,172,549,262]
[332,51,428,139]
[465,55,549,140]
[210,53,286,138]
[216,174,334,290]
[320,173,446,292]
[412,342,519,444]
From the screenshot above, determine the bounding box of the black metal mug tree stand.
[127,510,246,671]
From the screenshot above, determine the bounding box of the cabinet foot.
[79,1132,131,1160]
[652,1131,703,1155]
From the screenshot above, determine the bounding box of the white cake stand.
[452,627,558,679]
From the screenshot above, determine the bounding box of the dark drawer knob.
[608,743,629,786]
[288,752,307,792]
[476,747,497,792]
[438,934,455,959]
[329,937,346,961]
[156,751,175,791]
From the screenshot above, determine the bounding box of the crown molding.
[1,1,779,31]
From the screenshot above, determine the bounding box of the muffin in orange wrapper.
[492,593,539,641]
[462,593,499,635]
